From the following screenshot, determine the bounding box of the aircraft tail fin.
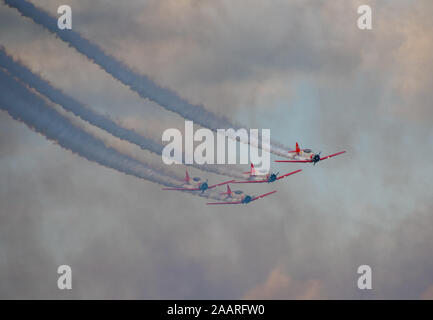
[288,142,301,154]
[220,184,232,197]
[243,163,256,176]
[184,170,190,183]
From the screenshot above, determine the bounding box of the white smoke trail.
[0,68,224,201]
[0,46,245,178]
[4,0,292,158]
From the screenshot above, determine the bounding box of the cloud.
[421,285,433,300]
[1,0,433,299]
[388,2,433,122]
[243,266,323,299]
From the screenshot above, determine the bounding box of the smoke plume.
[4,0,291,158]
[0,68,223,201]
[0,46,245,178]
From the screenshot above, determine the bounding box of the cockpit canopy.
[303,148,312,153]
[193,177,201,181]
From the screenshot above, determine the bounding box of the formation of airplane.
[163,142,345,205]
[275,142,346,165]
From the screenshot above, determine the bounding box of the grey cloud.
[1,0,433,299]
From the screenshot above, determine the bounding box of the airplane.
[234,164,302,183]
[162,170,234,193]
[275,142,346,165]
[207,186,277,205]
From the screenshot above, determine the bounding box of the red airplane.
[162,170,234,193]
[275,142,346,165]
[207,185,277,205]
[234,164,302,183]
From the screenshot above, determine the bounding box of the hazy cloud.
[0,0,432,299]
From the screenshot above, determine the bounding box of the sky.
[0,0,432,299]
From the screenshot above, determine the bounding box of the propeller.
[313,152,322,166]
[200,179,209,193]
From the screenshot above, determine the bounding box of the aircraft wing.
[232,179,267,184]
[208,180,235,189]
[207,190,277,205]
[251,190,277,201]
[206,200,243,205]
[162,187,200,191]
[275,159,312,163]
[320,151,346,161]
[276,169,302,180]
